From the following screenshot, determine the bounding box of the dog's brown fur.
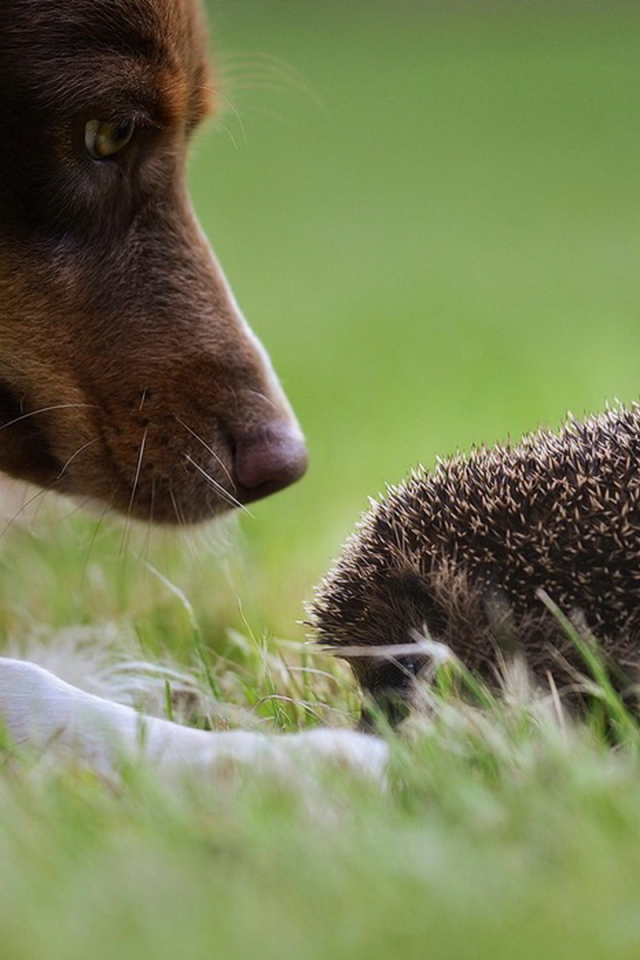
[0,0,307,523]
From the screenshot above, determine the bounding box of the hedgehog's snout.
[358,656,422,731]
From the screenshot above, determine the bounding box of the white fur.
[0,657,388,784]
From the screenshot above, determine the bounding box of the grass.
[3,0,640,956]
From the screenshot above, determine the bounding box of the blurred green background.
[190,1,638,635]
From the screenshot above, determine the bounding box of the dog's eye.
[84,120,135,160]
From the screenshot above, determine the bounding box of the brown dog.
[0,0,307,524]
[0,0,386,781]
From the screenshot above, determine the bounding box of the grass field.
[2,1,640,957]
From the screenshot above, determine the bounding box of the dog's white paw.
[0,658,388,785]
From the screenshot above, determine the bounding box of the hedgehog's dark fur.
[311,405,640,723]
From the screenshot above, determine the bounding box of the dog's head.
[0,0,307,523]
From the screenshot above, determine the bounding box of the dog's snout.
[234,423,308,504]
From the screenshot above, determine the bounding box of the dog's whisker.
[184,454,252,516]
[214,92,247,146]
[182,453,241,509]
[245,388,280,413]
[149,476,156,527]
[57,436,101,478]
[0,477,60,540]
[218,52,325,108]
[0,402,98,433]
[215,118,240,150]
[169,485,187,529]
[129,427,148,512]
[136,478,156,564]
[80,500,112,586]
[53,494,95,523]
[119,515,132,560]
[119,427,148,556]
[175,417,236,489]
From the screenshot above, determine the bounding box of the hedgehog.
[311,404,640,724]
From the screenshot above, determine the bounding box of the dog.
[0,0,387,782]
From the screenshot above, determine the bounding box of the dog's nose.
[234,423,308,503]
